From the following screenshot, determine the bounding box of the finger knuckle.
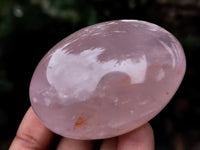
[15,132,41,150]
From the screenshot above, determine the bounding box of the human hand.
[9,107,154,150]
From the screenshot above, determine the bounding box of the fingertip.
[118,123,154,150]
[100,137,117,150]
[56,138,93,150]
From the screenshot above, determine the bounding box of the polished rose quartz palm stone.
[29,20,186,139]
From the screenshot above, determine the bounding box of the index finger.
[9,107,55,150]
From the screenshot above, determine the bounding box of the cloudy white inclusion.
[46,48,147,100]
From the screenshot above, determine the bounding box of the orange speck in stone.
[120,76,131,85]
[74,115,87,129]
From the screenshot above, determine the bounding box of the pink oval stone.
[29,20,186,139]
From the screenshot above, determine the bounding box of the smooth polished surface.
[30,20,186,139]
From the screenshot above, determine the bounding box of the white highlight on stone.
[121,20,138,22]
[33,97,38,103]
[156,69,165,81]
